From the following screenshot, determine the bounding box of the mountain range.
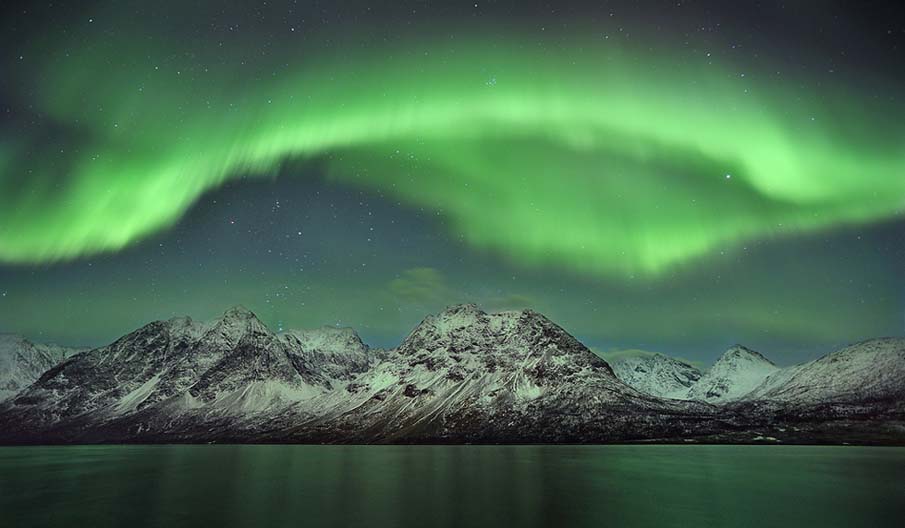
[1,305,903,445]
[607,340,905,411]
[607,345,780,403]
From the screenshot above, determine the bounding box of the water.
[0,445,903,528]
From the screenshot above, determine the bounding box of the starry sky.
[1,0,904,365]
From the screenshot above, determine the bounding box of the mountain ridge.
[0,335,84,402]
[0,305,903,445]
[685,345,779,403]
[606,351,702,399]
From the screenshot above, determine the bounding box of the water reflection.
[0,445,902,528]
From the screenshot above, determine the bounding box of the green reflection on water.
[0,445,903,528]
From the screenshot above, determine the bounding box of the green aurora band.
[2,35,904,277]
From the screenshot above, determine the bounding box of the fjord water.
[0,446,902,528]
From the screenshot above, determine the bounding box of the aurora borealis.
[1,0,904,364]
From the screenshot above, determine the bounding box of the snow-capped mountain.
[606,338,905,413]
[0,307,380,436]
[0,304,718,443]
[604,346,779,404]
[686,345,778,403]
[274,304,713,443]
[279,326,375,383]
[0,305,903,445]
[743,338,905,406]
[0,334,82,402]
[606,351,702,399]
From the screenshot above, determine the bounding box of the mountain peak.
[214,305,269,333]
[607,350,703,399]
[398,304,606,373]
[281,326,368,356]
[0,336,81,402]
[0,334,29,347]
[720,345,775,366]
[189,305,271,358]
[744,337,905,404]
[514,308,553,323]
[222,305,258,321]
[439,303,484,316]
[687,344,779,403]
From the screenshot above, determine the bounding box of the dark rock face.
[0,305,903,445]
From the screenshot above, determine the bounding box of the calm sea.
[0,445,903,528]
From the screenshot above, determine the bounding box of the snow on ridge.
[685,345,779,403]
[607,351,702,399]
[0,335,82,402]
[280,326,368,357]
[615,338,905,406]
[743,337,905,404]
[5,302,904,438]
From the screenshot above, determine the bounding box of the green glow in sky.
[2,35,904,278]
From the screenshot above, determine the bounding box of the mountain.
[0,306,903,445]
[720,338,905,444]
[0,304,719,444]
[686,345,778,403]
[606,351,702,399]
[0,335,82,402]
[604,346,778,404]
[269,304,716,443]
[0,307,380,439]
[743,338,905,406]
[607,338,905,442]
[279,326,376,383]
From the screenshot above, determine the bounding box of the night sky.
[1,1,904,365]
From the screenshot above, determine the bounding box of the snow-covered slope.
[607,351,702,399]
[0,335,82,402]
[744,338,905,405]
[686,345,778,403]
[0,304,718,443]
[1,307,380,431]
[266,304,713,443]
[279,326,373,384]
[2,305,903,444]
